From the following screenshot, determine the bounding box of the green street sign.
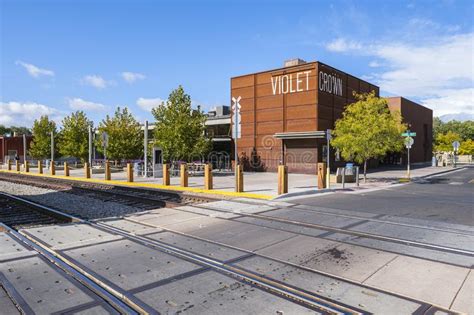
[401,132,416,137]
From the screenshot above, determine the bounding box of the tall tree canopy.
[433,118,474,142]
[29,116,58,159]
[58,111,93,162]
[96,107,143,161]
[152,86,211,162]
[331,92,406,181]
[0,125,31,136]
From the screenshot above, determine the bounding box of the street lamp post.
[88,126,93,165]
[144,120,148,177]
[50,132,54,164]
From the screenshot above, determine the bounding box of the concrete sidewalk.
[0,164,466,200]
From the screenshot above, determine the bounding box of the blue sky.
[1,0,473,127]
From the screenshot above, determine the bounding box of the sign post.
[232,96,241,191]
[23,134,27,164]
[404,136,414,179]
[50,132,54,167]
[88,126,93,165]
[101,131,108,166]
[144,120,148,177]
[326,129,331,188]
[452,141,460,168]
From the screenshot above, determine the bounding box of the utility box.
[336,166,356,183]
[317,163,326,189]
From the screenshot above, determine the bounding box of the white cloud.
[81,75,110,89]
[0,101,63,127]
[368,61,381,68]
[15,61,54,78]
[67,98,107,111]
[121,72,146,83]
[136,97,165,111]
[325,32,474,116]
[325,38,362,52]
[421,88,473,116]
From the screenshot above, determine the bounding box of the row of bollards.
[6,160,336,196]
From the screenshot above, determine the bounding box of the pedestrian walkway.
[0,164,465,200]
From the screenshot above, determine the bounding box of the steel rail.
[186,203,474,257]
[94,221,364,315]
[0,223,140,315]
[0,191,462,314]
[0,193,154,315]
[1,192,363,315]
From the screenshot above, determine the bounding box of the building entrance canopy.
[273,131,326,140]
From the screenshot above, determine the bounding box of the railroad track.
[1,172,472,261]
[0,185,463,313]
[0,171,214,208]
[0,193,74,229]
[0,192,367,314]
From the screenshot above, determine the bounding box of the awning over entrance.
[273,131,326,140]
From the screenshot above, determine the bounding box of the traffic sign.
[401,132,416,137]
[101,132,109,147]
[231,96,241,139]
[452,141,460,151]
[326,129,332,141]
[404,136,414,149]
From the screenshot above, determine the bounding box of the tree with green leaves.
[433,118,474,142]
[0,125,31,136]
[434,131,461,152]
[29,116,58,159]
[96,107,143,161]
[331,92,406,182]
[459,139,474,155]
[58,111,93,162]
[152,86,211,162]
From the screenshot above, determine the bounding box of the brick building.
[230,59,432,173]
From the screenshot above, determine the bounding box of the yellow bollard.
[38,161,43,174]
[85,163,91,179]
[278,164,288,195]
[127,163,133,182]
[235,164,244,192]
[204,163,213,190]
[317,163,326,189]
[7,160,12,171]
[105,161,111,180]
[24,161,29,173]
[50,161,55,176]
[16,160,20,172]
[180,164,188,187]
[163,164,170,186]
[64,162,70,176]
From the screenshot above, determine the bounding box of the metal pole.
[88,126,92,165]
[453,151,456,168]
[50,132,54,162]
[144,120,148,177]
[326,139,330,189]
[407,147,411,179]
[234,106,238,168]
[356,166,359,187]
[22,134,27,163]
[342,167,345,189]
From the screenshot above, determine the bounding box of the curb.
[0,169,273,200]
[275,166,469,201]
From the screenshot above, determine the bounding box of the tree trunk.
[363,159,367,183]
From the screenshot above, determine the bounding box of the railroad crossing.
[0,167,472,314]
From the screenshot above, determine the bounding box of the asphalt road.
[294,166,474,226]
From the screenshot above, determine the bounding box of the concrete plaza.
[0,163,465,199]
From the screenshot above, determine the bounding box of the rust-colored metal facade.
[387,97,433,164]
[231,61,379,173]
[0,135,33,163]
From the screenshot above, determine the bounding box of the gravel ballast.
[0,180,148,219]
